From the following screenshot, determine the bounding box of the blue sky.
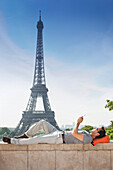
[0,0,113,128]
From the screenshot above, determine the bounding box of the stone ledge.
[0,143,113,151]
[0,143,113,170]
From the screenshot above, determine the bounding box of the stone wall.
[0,143,113,170]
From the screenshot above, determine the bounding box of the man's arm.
[72,117,84,141]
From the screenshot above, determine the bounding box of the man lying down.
[3,117,108,145]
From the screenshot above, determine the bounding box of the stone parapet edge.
[0,143,113,151]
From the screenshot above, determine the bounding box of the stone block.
[63,144,83,151]
[83,144,89,150]
[0,151,27,170]
[28,151,55,170]
[0,144,27,151]
[111,151,113,170]
[84,143,103,150]
[56,151,83,170]
[84,151,111,170]
[55,144,64,150]
[28,144,54,151]
[84,143,113,151]
[103,143,113,150]
[28,144,63,151]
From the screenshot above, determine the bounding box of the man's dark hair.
[95,126,106,139]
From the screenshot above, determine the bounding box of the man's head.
[91,126,106,139]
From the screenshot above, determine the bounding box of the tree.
[65,128,73,131]
[105,100,113,111]
[104,100,113,140]
[0,127,13,140]
[110,121,113,128]
[0,127,10,135]
[80,125,93,133]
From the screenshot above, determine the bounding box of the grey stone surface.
[0,143,27,151]
[84,143,104,150]
[56,151,83,170]
[0,151,27,170]
[103,143,113,150]
[84,151,111,170]
[111,151,113,170]
[63,144,83,150]
[28,143,64,151]
[28,151,55,170]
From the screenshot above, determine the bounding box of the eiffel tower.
[13,11,59,136]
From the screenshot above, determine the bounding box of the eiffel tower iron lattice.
[13,12,60,136]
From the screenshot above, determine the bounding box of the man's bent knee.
[40,119,46,123]
[36,119,47,125]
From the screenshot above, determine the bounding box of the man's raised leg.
[25,119,57,137]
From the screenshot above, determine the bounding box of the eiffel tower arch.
[13,11,60,136]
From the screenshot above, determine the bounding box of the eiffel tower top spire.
[33,11,45,86]
[39,10,41,21]
[37,10,43,28]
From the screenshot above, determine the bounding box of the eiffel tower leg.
[18,122,28,135]
[12,119,23,136]
[12,117,32,137]
[26,96,37,111]
[42,94,51,111]
[47,118,60,130]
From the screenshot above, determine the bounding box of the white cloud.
[45,56,113,127]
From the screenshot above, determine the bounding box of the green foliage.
[80,125,93,133]
[105,100,113,111]
[105,121,113,140]
[0,127,13,140]
[104,99,113,139]
[65,128,73,131]
[109,133,113,140]
[105,128,113,140]
[0,127,10,135]
[110,121,113,128]
[81,124,113,140]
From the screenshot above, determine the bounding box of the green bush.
[105,127,113,140]
[0,127,13,140]
[0,127,10,135]
[65,128,73,131]
[80,125,93,133]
